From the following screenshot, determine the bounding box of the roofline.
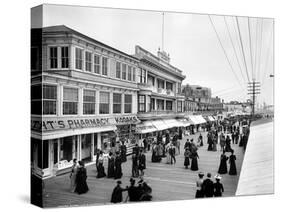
[37,25,139,62]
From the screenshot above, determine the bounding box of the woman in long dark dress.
[190,151,199,171]
[229,150,237,175]
[207,133,213,151]
[107,152,115,178]
[132,152,139,178]
[218,151,228,174]
[213,175,224,197]
[225,135,232,152]
[114,152,123,179]
[97,151,106,178]
[75,161,89,195]
[184,148,190,169]
[120,142,127,163]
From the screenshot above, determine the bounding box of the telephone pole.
[247,80,260,116]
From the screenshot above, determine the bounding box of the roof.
[39,25,139,62]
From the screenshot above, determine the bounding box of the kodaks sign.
[31,116,140,132]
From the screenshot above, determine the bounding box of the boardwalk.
[236,119,274,196]
[43,131,245,208]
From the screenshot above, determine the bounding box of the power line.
[235,17,251,82]
[257,19,264,82]
[208,15,244,90]
[248,17,254,80]
[254,18,259,79]
[224,16,247,84]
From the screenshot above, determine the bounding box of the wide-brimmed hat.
[214,174,222,180]
[198,172,204,177]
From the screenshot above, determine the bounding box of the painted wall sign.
[115,116,139,124]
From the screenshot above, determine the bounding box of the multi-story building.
[134,46,187,135]
[31,25,141,178]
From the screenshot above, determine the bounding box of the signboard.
[31,115,140,132]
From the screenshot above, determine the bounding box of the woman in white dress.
[70,158,78,192]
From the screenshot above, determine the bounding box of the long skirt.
[191,158,198,171]
[75,180,89,195]
[218,161,228,174]
[229,162,237,175]
[184,157,190,168]
[70,174,77,192]
[97,164,106,178]
[195,189,204,198]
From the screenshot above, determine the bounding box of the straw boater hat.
[214,174,222,180]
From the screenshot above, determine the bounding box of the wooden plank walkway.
[236,120,274,196]
[43,131,245,208]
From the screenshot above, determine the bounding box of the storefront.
[31,115,139,178]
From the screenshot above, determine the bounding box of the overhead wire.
[224,16,247,85]
[247,17,254,81]
[235,16,251,83]
[257,19,264,82]
[208,15,244,90]
[254,18,259,80]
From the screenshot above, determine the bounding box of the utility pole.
[247,80,260,116]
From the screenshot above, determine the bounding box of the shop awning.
[136,121,158,134]
[176,119,191,127]
[150,119,170,131]
[162,119,181,128]
[196,115,207,124]
[208,116,215,122]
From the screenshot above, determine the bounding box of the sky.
[31,4,274,105]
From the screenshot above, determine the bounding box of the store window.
[31,84,42,115]
[61,46,69,68]
[166,100,173,111]
[113,93,122,114]
[102,57,108,76]
[127,66,132,81]
[75,48,83,70]
[81,134,92,162]
[50,47,58,68]
[125,94,132,113]
[94,55,100,74]
[85,51,92,72]
[63,87,78,115]
[116,61,121,79]
[83,89,95,114]
[122,64,127,80]
[60,136,73,162]
[43,84,57,115]
[99,91,110,114]
[138,95,146,112]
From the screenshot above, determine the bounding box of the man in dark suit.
[202,173,214,197]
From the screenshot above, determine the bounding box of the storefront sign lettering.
[115,116,139,124]
[31,118,109,132]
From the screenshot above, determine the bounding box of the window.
[157,79,164,89]
[85,52,92,72]
[83,90,95,114]
[124,94,132,113]
[127,66,132,81]
[50,47,58,68]
[150,98,155,111]
[43,85,57,115]
[122,64,127,80]
[75,48,83,70]
[31,84,42,115]
[166,101,173,111]
[147,75,155,86]
[132,67,136,82]
[177,82,182,94]
[139,68,146,83]
[102,57,108,75]
[157,99,164,110]
[63,87,78,115]
[177,101,183,112]
[94,55,100,74]
[166,82,173,91]
[116,62,121,78]
[113,93,122,114]
[99,92,109,114]
[61,47,69,68]
[138,95,146,112]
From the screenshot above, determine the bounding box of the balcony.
[137,110,184,120]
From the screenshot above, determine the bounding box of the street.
[43,130,245,208]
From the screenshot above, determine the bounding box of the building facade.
[134,46,187,136]
[31,26,140,178]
